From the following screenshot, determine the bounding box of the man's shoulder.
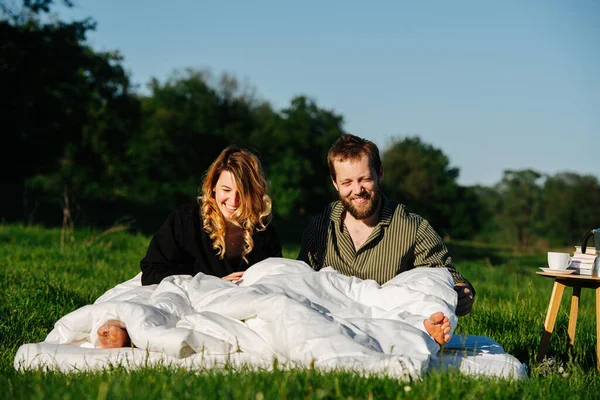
[385,199,425,225]
[310,201,339,221]
[303,201,339,232]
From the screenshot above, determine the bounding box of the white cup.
[547,252,572,270]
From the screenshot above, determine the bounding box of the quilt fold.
[17,258,462,378]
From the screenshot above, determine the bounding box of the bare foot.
[423,311,451,345]
[97,319,131,348]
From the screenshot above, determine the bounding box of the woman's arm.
[264,223,283,257]
[140,208,194,285]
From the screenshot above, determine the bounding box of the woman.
[97,145,282,348]
[140,145,281,285]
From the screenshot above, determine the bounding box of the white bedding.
[14,258,526,379]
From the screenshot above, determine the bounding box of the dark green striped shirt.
[298,196,472,288]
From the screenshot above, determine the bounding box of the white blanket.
[15,258,464,378]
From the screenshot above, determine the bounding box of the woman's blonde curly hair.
[198,145,272,262]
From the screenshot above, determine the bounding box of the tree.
[249,96,345,218]
[381,136,473,238]
[495,169,543,249]
[1,0,73,21]
[539,172,600,247]
[469,184,503,242]
[127,69,263,207]
[1,0,141,233]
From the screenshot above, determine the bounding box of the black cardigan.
[140,202,282,285]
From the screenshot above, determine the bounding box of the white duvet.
[17,258,461,378]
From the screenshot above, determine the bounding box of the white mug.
[547,252,572,270]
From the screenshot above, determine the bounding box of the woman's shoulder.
[170,202,201,223]
[254,221,278,236]
[252,221,282,256]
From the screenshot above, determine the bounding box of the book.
[572,257,593,263]
[574,246,596,255]
[576,268,592,276]
[571,246,597,275]
[571,260,593,267]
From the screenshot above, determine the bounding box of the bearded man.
[297,134,475,316]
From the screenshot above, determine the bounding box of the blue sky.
[54,0,599,186]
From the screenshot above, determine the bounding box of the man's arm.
[413,219,475,316]
[297,217,323,270]
[454,283,474,316]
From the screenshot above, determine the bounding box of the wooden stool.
[536,271,600,369]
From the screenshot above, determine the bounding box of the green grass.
[1,224,600,399]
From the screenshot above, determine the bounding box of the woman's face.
[214,170,241,221]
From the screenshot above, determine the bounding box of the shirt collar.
[330,195,394,228]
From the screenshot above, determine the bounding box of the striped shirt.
[298,196,472,289]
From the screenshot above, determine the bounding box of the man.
[298,134,475,316]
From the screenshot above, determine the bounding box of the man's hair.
[327,134,382,181]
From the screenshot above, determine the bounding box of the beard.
[339,187,381,220]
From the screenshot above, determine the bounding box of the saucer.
[539,268,575,275]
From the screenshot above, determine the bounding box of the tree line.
[2,0,599,248]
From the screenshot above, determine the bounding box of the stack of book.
[571,246,596,275]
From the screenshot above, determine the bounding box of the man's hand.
[454,282,474,316]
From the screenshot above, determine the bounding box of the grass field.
[1,224,600,399]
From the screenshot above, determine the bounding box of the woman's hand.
[222,271,244,283]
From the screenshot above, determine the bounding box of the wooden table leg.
[537,280,566,362]
[567,286,581,352]
[596,287,600,370]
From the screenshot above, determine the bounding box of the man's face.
[332,155,382,220]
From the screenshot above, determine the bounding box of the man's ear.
[378,164,384,184]
[331,176,339,191]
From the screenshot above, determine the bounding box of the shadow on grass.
[1,277,94,349]
[446,241,511,265]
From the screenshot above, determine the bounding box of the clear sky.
[53,0,599,186]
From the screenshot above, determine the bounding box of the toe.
[430,312,445,324]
